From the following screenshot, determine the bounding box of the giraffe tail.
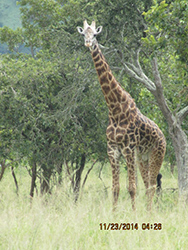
[156,173,162,195]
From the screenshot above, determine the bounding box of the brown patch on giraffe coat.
[126,110,130,118]
[106,125,115,141]
[112,104,122,116]
[107,92,118,103]
[92,46,99,58]
[95,60,103,68]
[130,102,135,109]
[102,84,110,94]
[129,122,135,130]
[135,118,141,127]
[116,127,126,135]
[93,55,100,62]
[113,88,122,103]
[124,134,130,147]
[119,119,128,128]
[111,81,117,90]
[140,123,146,131]
[129,114,134,121]
[121,93,127,103]
[97,66,107,76]
[108,73,112,81]
[100,74,109,84]
[119,113,126,122]
[103,62,108,70]
[110,103,115,109]
[122,102,129,113]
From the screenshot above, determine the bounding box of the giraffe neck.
[91,43,131,114]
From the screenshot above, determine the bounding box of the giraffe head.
[77,20,102,49]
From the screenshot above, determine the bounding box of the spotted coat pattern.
[92,44,166,210]
[78,21,166,210]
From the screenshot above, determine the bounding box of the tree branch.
[152,57,163,92]
[115,49,156,92]
[121,60,156,92]
[177,106,188,124]
[117,50,175,125]
[81,159,98,190]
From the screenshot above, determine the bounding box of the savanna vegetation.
[1,160,188,250]
[0,0,188,249]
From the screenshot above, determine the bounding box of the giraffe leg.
[138,160,149,190]
[122,150,136,210]
[107,142,121,210]
[136,152,150,208]
[138,159,152,210]
[127,157,136,211]
[146,148,165,211]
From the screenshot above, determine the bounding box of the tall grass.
[0,163,187,250]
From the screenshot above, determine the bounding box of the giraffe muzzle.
[85,41,92,47]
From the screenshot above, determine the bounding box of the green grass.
[0,163,187,250]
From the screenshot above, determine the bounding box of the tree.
[0,0,108,199]
[140,0,188,201]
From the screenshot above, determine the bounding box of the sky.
[0,0,21,29]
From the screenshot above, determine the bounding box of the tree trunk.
[40,165,52,195]
[0,160,6,181]
[30,162,37,198]
[170,125,188,202]
[11,166,19,195]
[158,104,188,201]
[57,164,63,185]
[73,153,86,202]
[151,58,188,202]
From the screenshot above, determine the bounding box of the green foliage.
[0,0,109,190]
[141,0,188,159]
[143,0,188,63]
[0,26,23,52]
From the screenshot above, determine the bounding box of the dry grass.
[0,163,187,250]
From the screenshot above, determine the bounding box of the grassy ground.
[0,163,187,250]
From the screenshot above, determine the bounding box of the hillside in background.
[0,0,21,53]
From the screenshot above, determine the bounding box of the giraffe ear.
[95,26,102,34]
[77,27,84,34]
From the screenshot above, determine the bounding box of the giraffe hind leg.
[137,155,151,209]
[137,149,160,211]
[146,149,165,211]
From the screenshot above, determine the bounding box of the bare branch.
[135,47,142,72]
[177,106,188,124]
[152,57,163,90]
[11,87,17,96]
[115,48,156,92]
[121,60,156,92]
[81,159,98,190]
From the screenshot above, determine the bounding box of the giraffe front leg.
[123,150,137,211]
[127,162,136,211]
[107,142,121,210]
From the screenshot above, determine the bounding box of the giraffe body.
[77,21,166,210]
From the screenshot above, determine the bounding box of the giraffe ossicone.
[77,20,166,211]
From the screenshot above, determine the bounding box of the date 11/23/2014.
[99,223,162,231]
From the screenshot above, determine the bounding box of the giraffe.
[77,20,166,211]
